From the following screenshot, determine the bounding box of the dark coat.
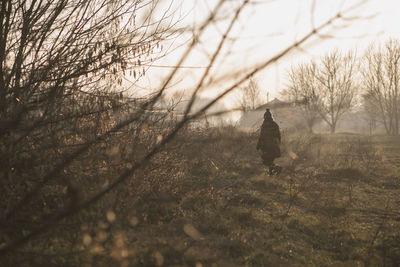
[257,117,281,159]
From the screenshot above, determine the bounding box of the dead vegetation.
[2,116,400,266]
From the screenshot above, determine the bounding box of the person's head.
[264,108,272,120]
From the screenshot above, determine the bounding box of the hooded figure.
[256,108,282,175]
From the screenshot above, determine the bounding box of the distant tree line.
[285,39,400,135]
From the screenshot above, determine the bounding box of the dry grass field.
[95,129,399,266]
[5,128,399,266]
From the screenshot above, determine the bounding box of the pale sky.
[133,0,400,110]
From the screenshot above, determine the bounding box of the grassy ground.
[119,131,400,266]
[29,130,398,266]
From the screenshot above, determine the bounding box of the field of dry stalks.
[94,128,400,266]
[6,127,400,266]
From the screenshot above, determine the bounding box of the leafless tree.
[362,92,378,134]
[286,61,321,133]
[361,39,400,135]
[237,78,263,111]
[0,0,180,262]
[315,50,358,133]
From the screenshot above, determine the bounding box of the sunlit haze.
[136,0,400,107]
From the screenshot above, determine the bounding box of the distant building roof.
[255,98,285,111]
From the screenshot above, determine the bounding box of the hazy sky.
[135,0,400,108]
